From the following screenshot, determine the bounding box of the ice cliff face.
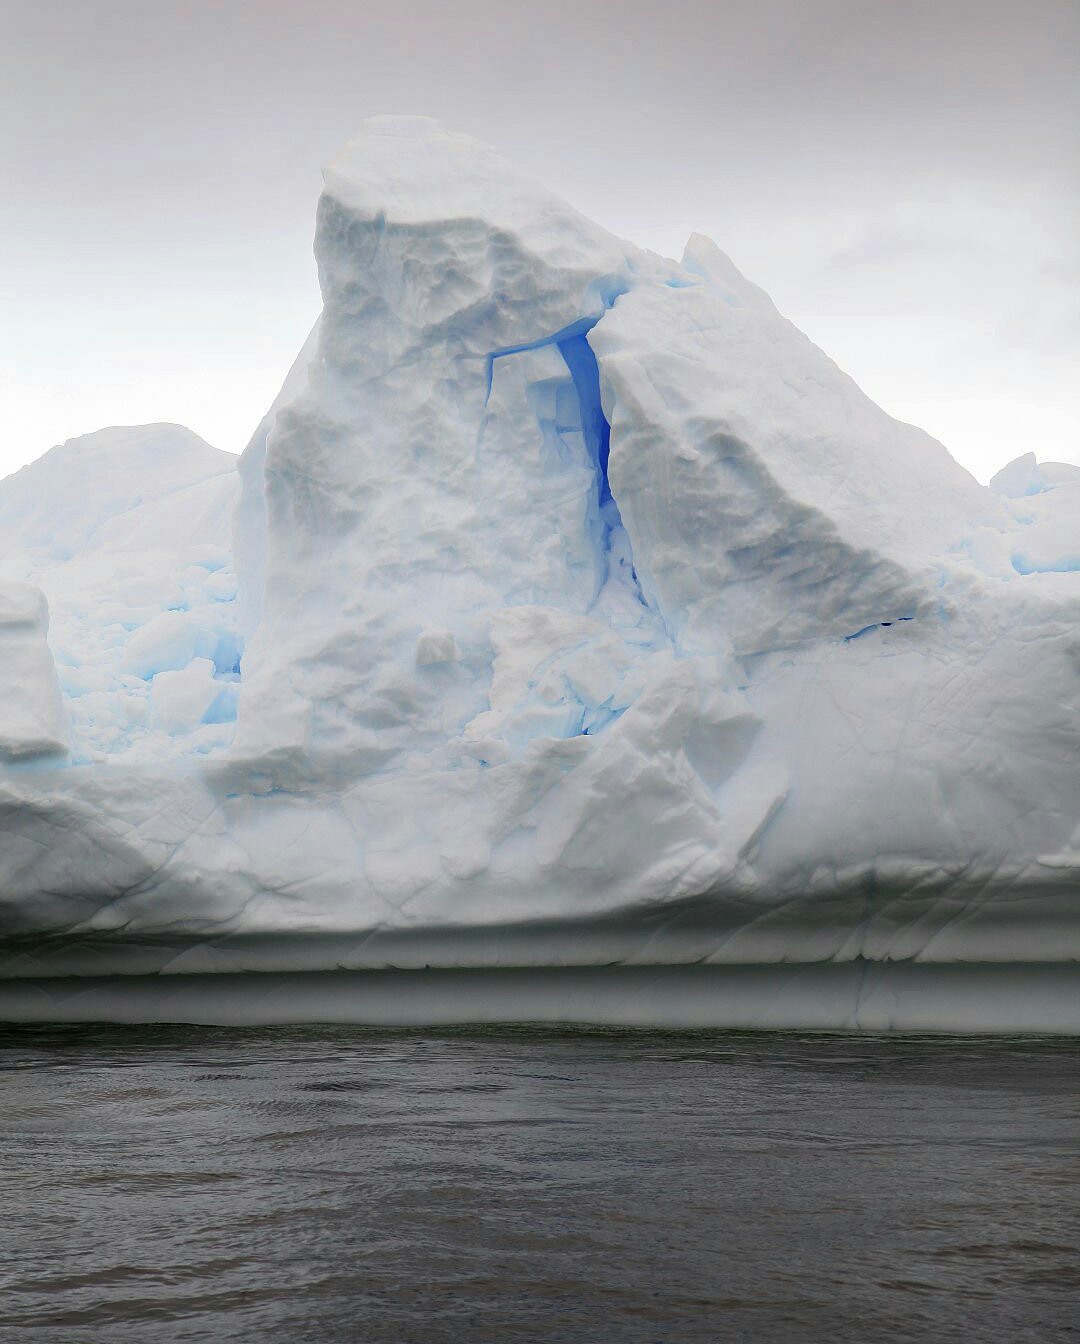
[1,116,1078,1030]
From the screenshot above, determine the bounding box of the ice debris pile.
[1,116,1078,1031]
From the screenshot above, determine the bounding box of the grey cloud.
[1,0,1076,478]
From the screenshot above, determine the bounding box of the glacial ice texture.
[1,117,1077,1031]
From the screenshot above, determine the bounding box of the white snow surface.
[1,117,1078,1030]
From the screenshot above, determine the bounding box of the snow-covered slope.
[1,117,1077,1031]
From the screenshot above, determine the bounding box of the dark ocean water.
[1,1026,1078,1343]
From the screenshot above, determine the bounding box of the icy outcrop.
[0,584,66,761]
[989,452,1080,576]
[0,425,240,763]
[1,117,1078,1031]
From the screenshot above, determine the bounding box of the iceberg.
[1,116,1078,1031]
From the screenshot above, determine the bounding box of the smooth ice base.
[2,963,1078,1033]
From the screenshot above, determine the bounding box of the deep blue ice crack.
[844,616,915,642]
[485,315,653,616]
[484,317,600,404]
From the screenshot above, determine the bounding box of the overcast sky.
[3,0,1077,482]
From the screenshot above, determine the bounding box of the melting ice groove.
[843,616,916,642]
[488,312,653,622]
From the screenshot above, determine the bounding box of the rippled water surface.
[2,1026,1079,1342]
